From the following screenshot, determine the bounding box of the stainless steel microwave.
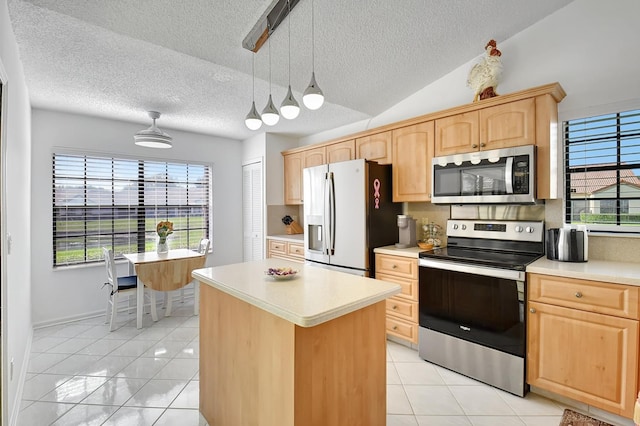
[431,145,536,204]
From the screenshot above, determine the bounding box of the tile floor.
[18,298,618,426]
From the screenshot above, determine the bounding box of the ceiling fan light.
[303,72,324,110]
[261,94,280,126]
[245,101,263,130]
[134,111,173,148]
[280,85,300,120]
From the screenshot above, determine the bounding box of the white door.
[242,161,263,261]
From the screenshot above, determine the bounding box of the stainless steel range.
[418,219,545,396]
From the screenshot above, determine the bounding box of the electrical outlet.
[10,357,14,380]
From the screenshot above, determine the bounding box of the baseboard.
[9,327,32,426]
[32,288,197,329]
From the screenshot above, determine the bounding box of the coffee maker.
[395,215,417,248]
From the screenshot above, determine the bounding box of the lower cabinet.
[375,253,419,344]
[267,238,304,263]
[527,273,639,418]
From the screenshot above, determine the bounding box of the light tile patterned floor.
[18,298,623,426]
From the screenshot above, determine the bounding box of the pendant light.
[303,0,324,110]
[261,33,280,126]
[280,0,300,120]
[134,111,172,148]
[245,54,263,130]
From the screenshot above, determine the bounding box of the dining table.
[123,248,207,329]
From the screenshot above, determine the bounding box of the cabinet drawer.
[287,243,304,259]
[376,273,417,301]
[375,254,418,279]
[386,297,418,323]
[386,316,418,343]
[268,240,287,254]
[528,273,639,320]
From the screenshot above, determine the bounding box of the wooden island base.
[199,284,387,426]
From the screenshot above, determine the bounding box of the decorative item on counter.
[282,215,303,235]
[467,39,502,102]
[421,220,442,249]
[156,220,173,253]
[264,267,298,280]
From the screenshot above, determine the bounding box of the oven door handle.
[419,258,525,282]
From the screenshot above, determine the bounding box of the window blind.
[52,153,211,266]
[564,109,640,232]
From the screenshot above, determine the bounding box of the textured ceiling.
[7,0,573,141]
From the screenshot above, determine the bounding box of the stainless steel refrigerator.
[303,159,402,276]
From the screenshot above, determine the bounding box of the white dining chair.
[165,238,210,316]
[102,247,156,331]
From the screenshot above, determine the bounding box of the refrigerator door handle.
[328,172,336,255]
[323,172,331,256]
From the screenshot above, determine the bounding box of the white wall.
[1,0,33,423]
[30,109,244,326]
[301,0,640,147]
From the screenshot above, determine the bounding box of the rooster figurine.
[467,39,502,102]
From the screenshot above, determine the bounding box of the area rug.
[559,408,614,426]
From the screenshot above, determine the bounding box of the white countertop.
[374,245,425,258]
[192,259,401,327]
[527,257,640,286]
[266,234,304,243]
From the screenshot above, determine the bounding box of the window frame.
[52,151,213,267]
[562,104,640,235]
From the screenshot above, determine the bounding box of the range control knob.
[515,226,524,233]
[525,226,534,233]
[461,224,467,230]
[452,224,459,230]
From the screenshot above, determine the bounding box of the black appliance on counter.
[418,219,545,397]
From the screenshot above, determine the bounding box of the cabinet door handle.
[472,144,478,148]
[480,142,486,147]
[575,291,583,298]
[530,308,536,313]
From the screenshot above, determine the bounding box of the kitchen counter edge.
[374,245,425,258]
[266,234,304,243]
[527,257,640,287]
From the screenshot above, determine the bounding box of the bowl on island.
[265,267,298,280]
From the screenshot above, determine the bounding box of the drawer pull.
[575,291,583,298]
[392,326,398,330]
[530,308,536,313]
[392,305,398,310]
[392,264,397,269]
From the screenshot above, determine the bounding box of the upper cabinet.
[282,83,565,204]
[435,98,535,156]
[392,121,434,202]
[355,132,392,164]
[326,140,355,164]
[283,152,303,205]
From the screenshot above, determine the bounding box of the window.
[53,153,211,266]
[564,109,640,232]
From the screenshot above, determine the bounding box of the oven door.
[418,258,526,357]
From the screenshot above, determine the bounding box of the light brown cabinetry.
[375,253,419,344]
[267,238,304,263]
[283,152,303,205]
[435,98,535,156]
[355,132,392,164]
[527,273,639,418]
[303,146,326,168]
[326,140,355,164]
[392,121,434,202]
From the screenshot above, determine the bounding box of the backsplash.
[267,204,303,235]
[405,203,451,246]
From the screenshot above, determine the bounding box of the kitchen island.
[192,259,401,426]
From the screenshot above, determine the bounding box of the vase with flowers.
[156,220,173,254]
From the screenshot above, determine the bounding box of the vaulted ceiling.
[7,0,573,141]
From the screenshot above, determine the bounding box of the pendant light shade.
[261,94,280,126]
[303,72,324,110]
[261,34,280,126]
[134,111,172,149]
[245,101,263,130]
[281,85,300,119]
[245,54,263,131]
[303,0,324,110]
[280,0,300,120]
